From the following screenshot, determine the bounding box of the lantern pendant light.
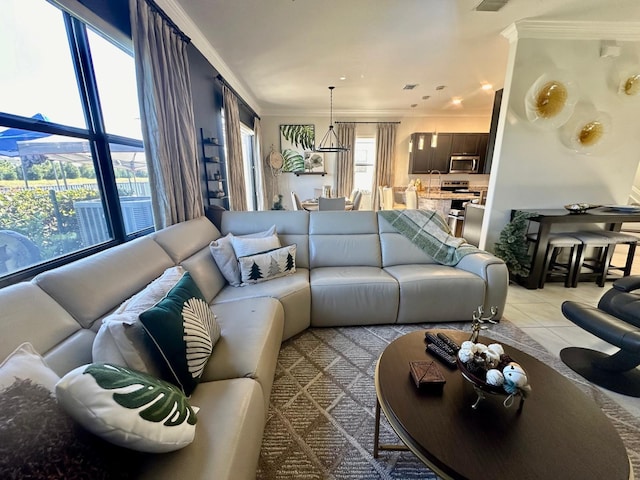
[314,86,349,153]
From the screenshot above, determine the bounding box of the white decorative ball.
[461,341,474,351]
[474,343,488,354]
[503,362,528,387]
[486,369,504,386]
[488,343,504,356]
[485,350,501,368]
[458,348,474,363]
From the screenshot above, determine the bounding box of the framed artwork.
[304,152,324,173]
[279,124,314,172]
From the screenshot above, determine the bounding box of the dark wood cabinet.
[408,132,433,173]
[432,133,452,172]
[409,132,489,174]
[483,88,503,174]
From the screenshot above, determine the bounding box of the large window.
[0,0,150,287]
[354,137,376,210]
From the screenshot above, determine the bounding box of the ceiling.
[170,0,638,118]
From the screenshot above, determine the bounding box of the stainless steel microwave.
[449,155,479,173]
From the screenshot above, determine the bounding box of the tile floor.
[506,247,640,418]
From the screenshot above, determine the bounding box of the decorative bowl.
[564,203,598,214]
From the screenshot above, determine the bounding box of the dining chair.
[318,196,346,211]
[349,188,359,203]
[291,192,306,211]
[405,189,418,209]
[381,187,404,210]
[351,191,363,210]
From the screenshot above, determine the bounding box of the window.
[240,124,256,210]
[0,0,149,287]
[354,137,376,209]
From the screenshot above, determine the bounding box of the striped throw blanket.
[379,209,482,266]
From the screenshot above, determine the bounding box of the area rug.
[256,319,640,479]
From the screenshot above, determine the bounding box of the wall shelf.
[294,171,327,176]
[200,127,229,209]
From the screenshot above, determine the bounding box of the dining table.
[512,206,640,289]
[301,198,353,211]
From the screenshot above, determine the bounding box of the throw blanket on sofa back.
[380,209,481,266]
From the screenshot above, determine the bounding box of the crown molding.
[502,20,640,42]
[261,108,491,118]
[156,0,262,116]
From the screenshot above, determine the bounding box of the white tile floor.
[507,247,640,418]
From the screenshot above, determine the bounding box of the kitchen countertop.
[416,189,481,200]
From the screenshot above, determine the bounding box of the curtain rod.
[335,121,401,124]
[143,0,191,44]
[216,75,260,120]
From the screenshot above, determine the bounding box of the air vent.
[475,0,508,11]
[403,84,418,90]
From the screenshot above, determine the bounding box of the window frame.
[0,6,149,289]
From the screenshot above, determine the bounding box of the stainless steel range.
[440,180,479,236]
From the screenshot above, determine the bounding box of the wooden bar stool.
[527,233,582,288]
[571,231,638,287]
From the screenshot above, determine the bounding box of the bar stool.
[527,233,582,288]
[571,231,638,287]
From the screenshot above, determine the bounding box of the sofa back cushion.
[377,213,438,267]
[0,283,81,363]
[309,211,382,268]
[153,217,226,301]
[34,236,174,329]
[221,211,310,269]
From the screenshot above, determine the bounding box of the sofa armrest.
[455,252,509,319]
[612,276,640,293]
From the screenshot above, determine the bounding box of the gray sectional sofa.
[0,210,508,479]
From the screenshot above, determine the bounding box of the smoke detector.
[475,0,509,12]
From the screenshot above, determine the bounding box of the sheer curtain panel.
[129,0,203,228]
[253,118,268,210]
[335,122,356,198]
[372,123,397,211]
[223,85,248,211]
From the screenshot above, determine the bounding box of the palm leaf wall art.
[280,124,314,172]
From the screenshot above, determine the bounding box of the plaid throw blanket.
[379,209,482,266]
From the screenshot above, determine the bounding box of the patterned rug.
[256,320,640,479]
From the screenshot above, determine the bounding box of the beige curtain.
[129,0,203,228]
[253,118,268,210]
[335,123,356,198]
[372,123,397,211]
[222,85,247,211]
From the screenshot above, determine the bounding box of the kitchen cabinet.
[200,128,229,210]
[408,132,452,174]
[451,133,485,156]
[483,88,503,174]
[409,132,489,174]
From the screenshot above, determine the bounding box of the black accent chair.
[561,276,640,397]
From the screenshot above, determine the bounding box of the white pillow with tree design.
[237,244,296,285]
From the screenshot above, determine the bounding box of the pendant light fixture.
[431,131,438,148]
[314,86,349,152]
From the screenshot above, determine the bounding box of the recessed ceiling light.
[452,98,462,105]
[403,84,419,90]
[435,85,446,91]
[340,76,346,81]
[482,83,493,90]
[422,95,430,100]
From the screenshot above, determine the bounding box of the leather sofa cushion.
[137,378,265,480]
[309,234,382,268]
[181,247,227,304]
[34,236,173,329]
[152,216,221,264]
[202,297,283,413]
[213,270,310,341]
[0,283,81,361]
[385,265,485,323]
[310,267,399,326]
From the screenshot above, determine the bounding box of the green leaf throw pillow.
[139,272,221,395]
[55,363,198,453]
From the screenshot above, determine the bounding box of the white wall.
[482,28,640,251]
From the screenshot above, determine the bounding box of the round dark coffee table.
[373,330,631,480]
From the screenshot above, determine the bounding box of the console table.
[512,208,640,289]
